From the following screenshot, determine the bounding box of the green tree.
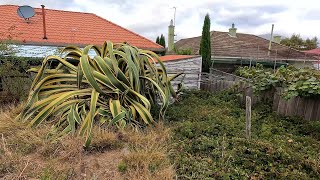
[159,34,166,48]
[280,34,318,51]
[156,34,166,56]
[200,14,211,72]
[305,37,318,50]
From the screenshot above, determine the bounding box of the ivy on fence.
[236,64,320,99]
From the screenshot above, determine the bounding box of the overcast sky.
[1,0,320,42]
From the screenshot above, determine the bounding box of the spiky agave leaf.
[18,41,182,147]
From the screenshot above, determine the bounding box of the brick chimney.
[228,23,237,37]
[168,19,175,52]
[41,5,47,39]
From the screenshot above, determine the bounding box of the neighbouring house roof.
[0,5,163,51]
[304,48,320,55]
[175,31,315,60]
[159,55,198,62]
[149,55,199,63]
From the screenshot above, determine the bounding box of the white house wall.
[12,45,60,58]
[12,45,97,58]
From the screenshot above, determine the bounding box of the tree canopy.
[156,34,166,48]
[155,34,166,56]
[280,34,318,51]
[159,34,166,48]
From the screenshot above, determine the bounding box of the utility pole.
[268,24,274,56]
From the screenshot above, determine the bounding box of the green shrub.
[176,48,192,55]
[0,56,42,103]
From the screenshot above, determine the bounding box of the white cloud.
[1,0,320,42]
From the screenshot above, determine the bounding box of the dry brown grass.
[120,123,176,180]
[0,104,175,180]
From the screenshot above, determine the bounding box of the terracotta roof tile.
[159,55,198,62]
[304,48,320,55]
[175,31,315,60]
[0,5,163,51]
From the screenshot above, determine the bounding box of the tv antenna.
[17,5,35,21]
[172,7,176,26]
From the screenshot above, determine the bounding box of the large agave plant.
[17,41,182,146]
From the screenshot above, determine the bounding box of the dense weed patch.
[167,90,320,179]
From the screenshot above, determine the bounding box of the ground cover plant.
[167,90,320,179]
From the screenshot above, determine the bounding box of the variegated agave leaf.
[18,41,183,147]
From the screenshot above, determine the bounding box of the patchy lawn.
[0,104,174,179]
[167,91,320,179]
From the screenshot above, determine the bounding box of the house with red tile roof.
[0,5,164,57]
[0,5,202,89]
[304,48,320,56]
[304,48,320,70]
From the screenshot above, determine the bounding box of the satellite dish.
[17,5,35,20]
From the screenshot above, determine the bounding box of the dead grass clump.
[38,135,84,161]
[87,126,123,152]
[120,122,176,180]
[0,104,50,156]
[0,103,26,135]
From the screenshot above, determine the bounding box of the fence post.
[209,68,213,91]
[246,96,251,140]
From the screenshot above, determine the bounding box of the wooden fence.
[273,88,320,121]
[200,68,320,121]
[200,68,248,93]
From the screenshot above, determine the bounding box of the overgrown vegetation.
[0,104,174,179]
[0,34,42,103]
[167,90,320,179]
[17,41,182,147]
[119,123,175,179]
[236,64,320,99]
[0,56,42,103]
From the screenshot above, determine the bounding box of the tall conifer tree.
[200,14,211,72]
